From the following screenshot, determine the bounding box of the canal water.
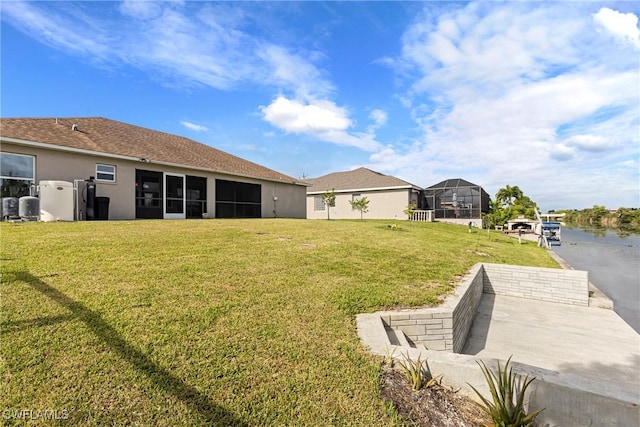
[552,227,640,333]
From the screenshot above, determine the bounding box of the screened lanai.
[424,178,490,220]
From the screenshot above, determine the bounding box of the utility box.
[39,180,74,222]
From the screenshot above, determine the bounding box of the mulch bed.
[379,368,491,427]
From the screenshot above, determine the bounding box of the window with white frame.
[96,164,116,182]
[0,152,35,197]
[352,193,362,201]
[314,195,325,211]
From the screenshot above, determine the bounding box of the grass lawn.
[1,219,557,425]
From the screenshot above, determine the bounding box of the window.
[0,153,35,197]
[96,164,116,182]
[352,193,362,201]
[314,196,325,211]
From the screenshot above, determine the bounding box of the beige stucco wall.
[2,142,306,220]
[2,142,137,219]
[262,182,307,219]
[306,188,416,220]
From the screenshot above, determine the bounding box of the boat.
[542,221,562,245]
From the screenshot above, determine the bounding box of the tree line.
[485,186,639,233]
[557,206,640,232]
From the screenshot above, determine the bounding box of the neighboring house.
[506,215,537,232]
[423,178,490,226]
[0,117,306,220]
[305,167,422,220]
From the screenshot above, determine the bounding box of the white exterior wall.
[306,188,414,220]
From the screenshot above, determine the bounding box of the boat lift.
[534,208,562,248]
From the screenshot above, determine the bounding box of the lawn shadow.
[10,270,247,426]
[1,313,76,333]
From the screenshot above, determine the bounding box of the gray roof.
[426,178,480,189]
[306,167,420,193]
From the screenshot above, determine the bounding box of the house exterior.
[0,117,306,220]
[305,167,422,220]
[506,215,538,232]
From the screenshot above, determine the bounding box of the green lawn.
[1,219,557,426]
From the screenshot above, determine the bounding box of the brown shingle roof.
[0,117,301,184]
[306,167,420,193]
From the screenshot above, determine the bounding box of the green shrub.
[468,356,544,426]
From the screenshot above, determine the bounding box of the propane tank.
[86,177,96,220]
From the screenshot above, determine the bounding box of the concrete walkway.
[462,293,640,402]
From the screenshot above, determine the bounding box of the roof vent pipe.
[72,124,78,131]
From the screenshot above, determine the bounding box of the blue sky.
[2,1,639,210]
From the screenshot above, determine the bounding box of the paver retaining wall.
[379,263,484,352]
[482,263,589,306]
[378,263,589,352]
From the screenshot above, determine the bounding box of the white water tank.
[39,181,74,221]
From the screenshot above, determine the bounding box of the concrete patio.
[462,293,640,403]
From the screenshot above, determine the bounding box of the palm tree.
[495,185,523,207]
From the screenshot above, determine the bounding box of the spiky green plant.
[397,353,426,390]
[423,372,443,390]
[382,346,397,368]
[468,356,544,427]
[397,352,443,391]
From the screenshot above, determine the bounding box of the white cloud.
[119,0,163,20]
[549,144,576,161]
[317,130,382,152]
[2,1,112,60]
[367,2,640,209]
[4,1,637,208]
[180,121,208,132]
[367,146,414,171]
[1,0,331,96]
[236,143,266,152]
[260,96,351,133]
[257,44,334,100]
[563,134,615,153]
[368,109,388,129]
[260,96,382,151]
[4,0,373,152]
[593,8,640,50]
